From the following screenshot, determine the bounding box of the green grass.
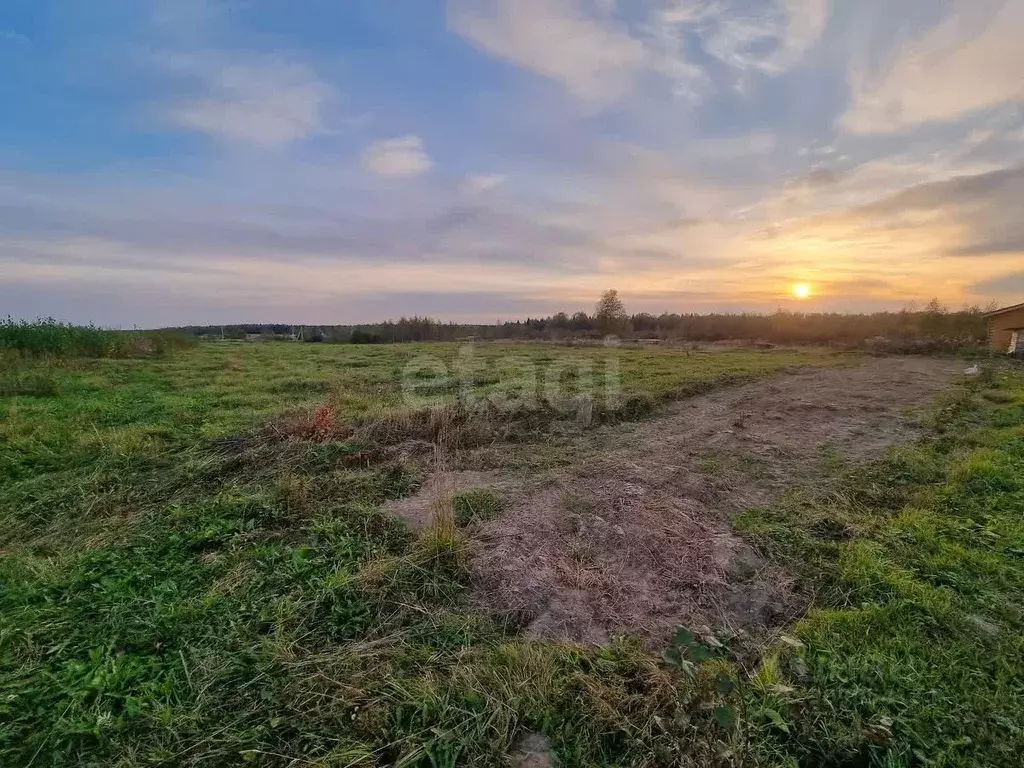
[0,341,842,482]
[737,368,1024,767]
[3,340,1022,766]
[453,488,505,527]
[7,341,806,766]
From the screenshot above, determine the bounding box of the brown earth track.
[392,357,964,645]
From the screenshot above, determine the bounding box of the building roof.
[983,301,1024,318]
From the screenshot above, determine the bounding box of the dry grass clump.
[281,395,660,457]
[353,402,493,448]
[424,444,458,546]
[275,400,503,456]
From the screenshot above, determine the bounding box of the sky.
[2,0,1023,327]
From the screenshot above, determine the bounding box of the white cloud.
[448,0,646,108]
[459,174,506,194]
[162,56,332,147]
[449,0,829,108]
[774,0,829,71]
[647,0,827,86]
[843,0,1024,134]
[362,136,433,177]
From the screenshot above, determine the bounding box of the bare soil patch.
[465,357,962,644]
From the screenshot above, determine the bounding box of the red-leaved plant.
[310,403,337,442]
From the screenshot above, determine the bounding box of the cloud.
[971,271,1024,297]
[948,238,1024,258]
[848,166,1024,260]
[6,149,1019,324]
[162,55,332,147]
[459,174,506,194]
[777,165,1024,248]
[737,164,1024,305]
[798,168,840,188]
[448,0,646,107]
[843,0,1024,133]
[643,0,827,98]
[0,164,603,278]
[6,0,1022,326]
[775,0,829,70]
[855,166,1024,218]
[670,0,827,74]
[448,0,829,109]
[0,153,757,328]
[362,136,433,177]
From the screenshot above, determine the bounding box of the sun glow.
[792,283,812,299]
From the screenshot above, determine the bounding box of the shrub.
[0,317,117,357]
[0,318,195,359]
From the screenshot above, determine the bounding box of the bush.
[0,318,195,359]
[1,317,117,357]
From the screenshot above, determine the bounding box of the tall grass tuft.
[425,443,458,546]
[0,317,195,359]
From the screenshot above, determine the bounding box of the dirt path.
[466,357,963,645]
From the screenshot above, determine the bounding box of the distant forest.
[173,298,992,352]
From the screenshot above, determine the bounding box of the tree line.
[173,293,992,351]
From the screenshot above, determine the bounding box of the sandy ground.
[391,357,964,645]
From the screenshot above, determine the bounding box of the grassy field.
[1,340,1022,766]
[0,341,841,482]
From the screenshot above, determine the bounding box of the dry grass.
[424,444,458,546]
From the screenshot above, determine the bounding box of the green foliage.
[594,288,628,335]
[1,316,118,357]
[661,625,738,734]
[0,317,195,359]
[661,625,731,674]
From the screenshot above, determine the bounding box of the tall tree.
[594,289,627,335]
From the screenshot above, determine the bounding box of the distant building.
[984,302,1024,355]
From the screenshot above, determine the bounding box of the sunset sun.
[792,283,812,299]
